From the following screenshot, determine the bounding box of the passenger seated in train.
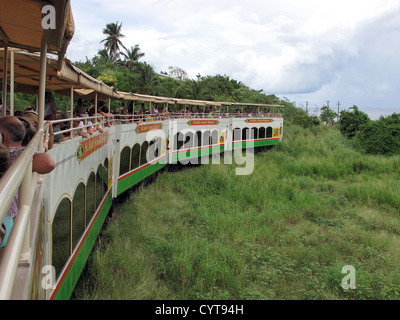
[45,114,62,144]
[74,98,86,117]
[0,116,55,220]
[98,100,113,127]
[72,116,89,138]
[0,143,12,249]
[127,101,134,116]
[153,104,160,120]
[44,92,58,119]
[160,106,169,120]
[0,143,9,180]
[19,111,56,150]
[87,107,104,133]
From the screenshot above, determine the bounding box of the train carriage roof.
[0,48,121,99]
[0,0,74,67]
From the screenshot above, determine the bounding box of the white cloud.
[67,0,400,118]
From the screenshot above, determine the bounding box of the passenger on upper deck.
[74,98,86,117]
[0,116,55,219]
[153,104,160,120]
[0,143,12,248]
[0,143,9,179]
[98,100,113,127]
[0,116,55,174]
[139,103,145,114]
[72,116,89,139]
[44,93,58,119]
[88,107,104,134]
[128,102,134,115]
[160,106,169,120]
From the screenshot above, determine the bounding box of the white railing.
[0,126,45,300]
[110,112,283,123]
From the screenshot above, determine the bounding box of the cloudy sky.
[67,0,400,119]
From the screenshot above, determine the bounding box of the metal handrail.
[110,112,284,122]
[0,127,45,299]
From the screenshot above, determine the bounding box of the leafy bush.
[293,113,321,128]
[339,105,370,139]
[354,113,400,156]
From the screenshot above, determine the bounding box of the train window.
[52,197,71,279]
[259,127,266,139]
[194,131,202,147]
[266,127,273,138]
[211,130,219,145]
[148,140,156,162]
[72,182,86,251]
[103,158,109,191]
[96,162,107,209]
[233,128,241,141]
[155,138,161,158]
[174,132,184,150]
[131,143,140,169]
[140,141,148,165]
[251,127,258,140]
[119,146,131,176]
[242,128,250,140]
[185,132,193,149]
[203,130,210,146]
[86,172,96,224]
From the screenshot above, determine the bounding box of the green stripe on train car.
[172,145,224,163]
[117,162,167,196]
[232,139,280,149]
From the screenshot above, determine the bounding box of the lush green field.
[74,123,400,300]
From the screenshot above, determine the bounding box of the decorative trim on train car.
[161,139,167,155]
[273,128,280,137]
[187,120,219,126]
[135,123,163,134]
[76,132,108,162]
[245,119,272,123]
[219,131,225,144]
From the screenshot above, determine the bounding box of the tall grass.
[75,123,400,300]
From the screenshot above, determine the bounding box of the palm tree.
[97,48,113,63]
[100,21,126,62]
[183,79,212,100]
[122,45,145,70]
[133,62,159,95]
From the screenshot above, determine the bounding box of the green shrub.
[339,105,370,139]
[354,114,400,156]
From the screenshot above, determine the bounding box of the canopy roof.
[0,0,74,66]
[0,48,120,99]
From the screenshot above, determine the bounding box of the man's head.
[0,116,26,147]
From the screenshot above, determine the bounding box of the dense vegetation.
[338,106,400,156]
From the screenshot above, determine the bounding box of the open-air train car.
[0,0,284,300]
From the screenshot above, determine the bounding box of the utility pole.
[326,100,330,108]
[305,101,308,114]
[337,101,340,122]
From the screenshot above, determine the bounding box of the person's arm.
[32,153,55,174]
[46,121,54,150]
